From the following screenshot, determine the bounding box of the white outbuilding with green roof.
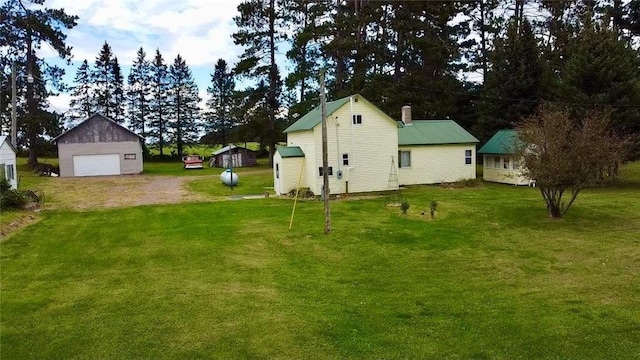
[274,94,479,196]
[478,129,532,185]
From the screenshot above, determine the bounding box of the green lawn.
[1,163,639,358]
[144,157,271,178]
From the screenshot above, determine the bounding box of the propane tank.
[220,169,239,186]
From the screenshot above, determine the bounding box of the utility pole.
[319,70,331,234]
[11,61,17,148]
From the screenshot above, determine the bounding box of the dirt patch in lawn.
[0,213,41,241]
[34,175,213,211]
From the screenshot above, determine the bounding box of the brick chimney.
[401,105,412,125]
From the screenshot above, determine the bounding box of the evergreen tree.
[167,54,200,157]
[205,58,236,146]
[126,47,151,138]
[112,57,125,123]
[362,1,467,121]
[0,0,77,166]
[555,20,640,156]
[233,0,288,165]
[284,0,327,120]
[68,59,94,125]
[477,18,546,141]
[148,49,170,155]
[92,42,117,118]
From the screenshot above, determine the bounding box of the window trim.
[5,164,14,180]
[398,150,411,168]
[342,153,349,166]
[124,153,136,160]
[352,114,362,125]
[503,157,510,170]
[318,166,334,177]
[465,149,472,165]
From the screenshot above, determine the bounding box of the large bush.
[0,178,43,210]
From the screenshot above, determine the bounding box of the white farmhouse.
[273,94,478,196]
[0,135,18,189]
[478,129,532,185]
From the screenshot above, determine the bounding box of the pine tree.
[477,18,547,141]
[0,0,77,166]
[167,54,200,157]
[555,19,640,156]
[205,58,236,146]
[284,1,327,119]
[148,49,170,156]
[68,59,94,125]
[112,57,125,123]
[92,42,117,118]
[126,47,151,138]
[233,0,288,165]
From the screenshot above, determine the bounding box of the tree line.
[1,0,639,167]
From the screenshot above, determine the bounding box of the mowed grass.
[1,164,639,358]
[144,157,271,178]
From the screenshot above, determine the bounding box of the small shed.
[0,135,18,189]
[53,113,144,177]
[478,129,531,185]
[210,145,257,168]
[273,146,306,195]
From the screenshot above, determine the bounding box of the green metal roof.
[478,129,520,154]
[398,120,479,145]
[277,146,305,158]
[283,96,351,133]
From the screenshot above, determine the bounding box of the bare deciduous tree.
[516,107,631,218]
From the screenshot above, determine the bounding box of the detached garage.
[54,113,144,177]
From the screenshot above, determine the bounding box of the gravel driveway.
[39,175,213,211]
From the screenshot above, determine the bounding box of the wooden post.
[320,70,331,234]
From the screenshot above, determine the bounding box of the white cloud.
[40,0,245,110]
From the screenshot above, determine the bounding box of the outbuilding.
[478,129,532,185]
[210,145,257,168]
[0,135,18,189]
[53,113,144,177]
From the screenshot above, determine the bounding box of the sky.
[38,0,248,114]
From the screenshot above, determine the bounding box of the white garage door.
[73,154,121,176]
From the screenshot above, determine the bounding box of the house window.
[503,157,510,170]
[352,114,362,125]
[342,153,349,166]
[398,150,411,168]
[485,156,493,168]
[465,150,472,165]
[124,153,136,160]
[494,156,501,169]
[0,163,5,180]
[276,163,279,179]
[318,166,333,176]
[512,159,520,170]
[5,164,14,180]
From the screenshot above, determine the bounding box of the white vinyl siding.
[398,144,476,185]
[273,152,306,195]
[309,99,397,195]
[0,139,17,189]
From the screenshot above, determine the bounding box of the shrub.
[429,200,438,219]
[400,201,410,215]
[287,187,315,199]
[0,178,44,210]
